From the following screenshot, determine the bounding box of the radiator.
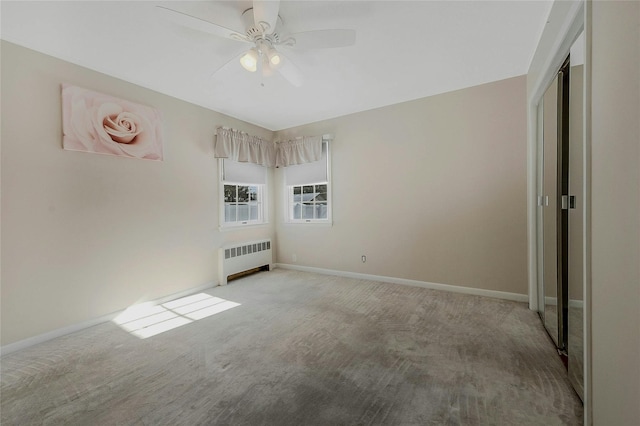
[218,239,273,285]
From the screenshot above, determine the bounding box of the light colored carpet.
[1,269,583,425]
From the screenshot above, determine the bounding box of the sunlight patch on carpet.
[113,293,240,338]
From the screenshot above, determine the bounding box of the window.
[224,184,261,223]
[291,184,328,221]
[219,159,267,228]
[285,139,331,224]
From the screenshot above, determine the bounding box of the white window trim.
[218,158,269,230]
[284,138,332,226]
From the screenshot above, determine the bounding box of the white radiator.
[218,239,273,285]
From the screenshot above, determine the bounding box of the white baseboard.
[1,281,217,357]
[276,263,529,303]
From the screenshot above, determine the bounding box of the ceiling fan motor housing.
[242,8,282,38]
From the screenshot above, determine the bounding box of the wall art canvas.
[62,84,163,160]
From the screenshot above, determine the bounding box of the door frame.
[526,0,590,422]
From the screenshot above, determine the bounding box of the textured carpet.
[1,269,583,425]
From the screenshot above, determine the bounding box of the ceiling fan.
[156,0,356,87]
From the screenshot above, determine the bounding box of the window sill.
[284,220,333,227]
[219,222,270,232]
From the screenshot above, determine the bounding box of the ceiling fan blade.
[210,50,247,78]
[284,29,356,49]
[276,52,303,87]
[156,6,250,43]
[252,0,280,34]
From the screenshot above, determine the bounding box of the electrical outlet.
[361,255,367,263]
[292,254,297,263]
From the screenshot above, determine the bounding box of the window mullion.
[313,184,318,219]
[234,185,239,223]
[292,186,295,220]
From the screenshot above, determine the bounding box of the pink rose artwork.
[62,84,163,160]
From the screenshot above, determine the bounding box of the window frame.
[285,139,332,225]
[218,159,268,229]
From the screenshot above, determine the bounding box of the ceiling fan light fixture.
[267,47,281,67]
[240,48,259,72]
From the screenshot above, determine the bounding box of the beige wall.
[0,41,275,346]
[590,1,640,423]
[274,76,528,295]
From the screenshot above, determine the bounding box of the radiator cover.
[218,239,273,285]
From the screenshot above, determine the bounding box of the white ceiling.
[1,1,552,131]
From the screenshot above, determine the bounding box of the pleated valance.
[214,127,276,167]
[275,135,323,168]
[214,127,325,169]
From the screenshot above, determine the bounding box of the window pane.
[237,203,249,221]
[303,185,314,194]
[316,203,328,219]
[249,186,258,201]
[302,203,314,219]
[293,186,301,195]
[224,185,236,202]
[237,186,249,202]
[224,204,235,222]
[293,203,302,219]
[249,202,258,220]
[315,184,327,202]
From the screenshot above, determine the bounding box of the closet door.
[567,34,585,401]
[537,31,585,405]
[540,56,570,353]
[541,74,561,348]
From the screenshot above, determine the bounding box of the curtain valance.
[214,127,276,167]
[276,135,323,168]
[214,127,324,169]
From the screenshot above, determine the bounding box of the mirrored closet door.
[566,31,584,401]
[536,30,584,402]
